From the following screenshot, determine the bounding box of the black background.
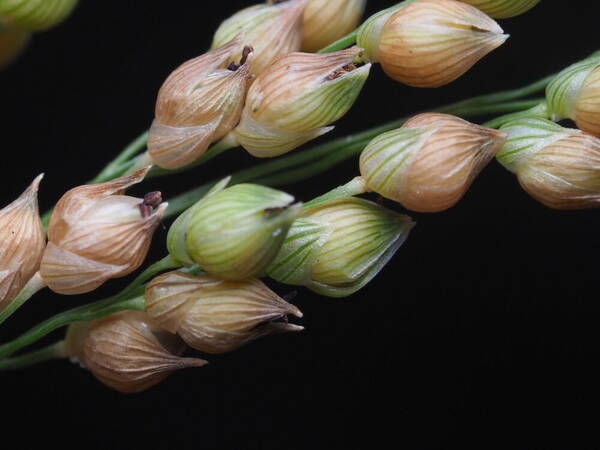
[1,1,600,449]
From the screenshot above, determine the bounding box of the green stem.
[318,29,358,54]
[448,99,544,117]
[0,341,66,370]
[164,99,545,219]
[110,254,181,302]
[482,101,550,129]
[125,151,154,175]
[0,273,46,326]
[39,134,236,228]
[255,139,367,188]
[90,131,149,184]
[0,295,145,361]
[455,76,553,107]
[8,81,553,358]
[40,76,552,228]
[0,256,179,360]
[303,177,368,211]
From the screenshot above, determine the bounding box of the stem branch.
[0,273,46,326]
[91,131,149,184]
[0,341,66,370]
[5,78,554,361]
[0,256,179,360]
[318,30,359,54]
[0,295,145,361]
[482,101,549,129]
[164,98,546,219]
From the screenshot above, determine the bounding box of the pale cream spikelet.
[167,180,301,280]
[65,311,207,393]
[355,1,408,63]
[147,38,253,169]
[212,0,306,76]
[302,0,366,52]
[233,47,371,158]
[40,168,167,295]
[497,118,600,210]
[145,271,303,354]
[267,196,415,298]
[576,66,600,138]
[546,55,600,138]
[378,0,508,87]
[0,174,45,312]
[360,113,506,212]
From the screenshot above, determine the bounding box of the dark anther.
[139,191,163,217]
[144,191,163,208]
[264,205,288,217]
[228,45,254,71]
[240,45,253,66]
[325,62,362,81]
[139,204,153,218]
[271,0,290,3]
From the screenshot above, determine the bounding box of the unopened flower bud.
[267,197,414,298]
[233,48,371,157]
[0,175,45,311]
[0,28,29,69]
[356,1,406,62]
[0,0,79,32]
[458,0,540,18]
[147,38,253,169]
[64,311,207,393]
[374,0,508,87]
[497,118,600,210]
[212,0,306,76]
[546,55,600,138]
[145,271,303,354]
[360,113,506,212]
[167,180,301,280]
[40,168,167,295]
[302,0,366,52]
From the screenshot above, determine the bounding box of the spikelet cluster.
[360,113,506,212]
